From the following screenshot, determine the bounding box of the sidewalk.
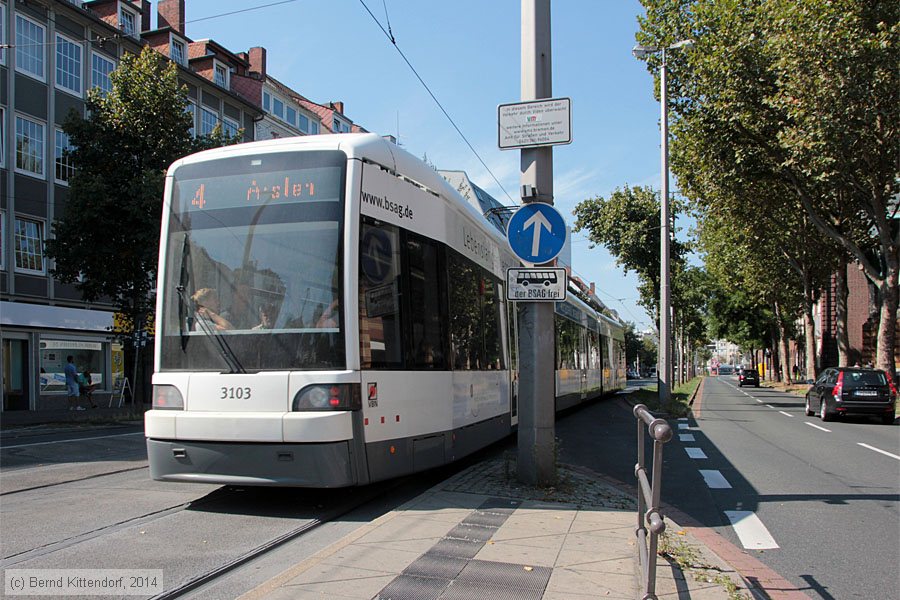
[240,457,748,600]
[0,405,146,430]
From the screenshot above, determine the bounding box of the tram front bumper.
[146,438,357,487]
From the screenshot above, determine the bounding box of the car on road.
[805,367,896,424]
[738,367,760,387]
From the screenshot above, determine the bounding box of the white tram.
[146,133,625,486]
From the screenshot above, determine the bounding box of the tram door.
[507,301,519,425]
[580,328,588,401]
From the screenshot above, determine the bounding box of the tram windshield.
[159,150,346,371]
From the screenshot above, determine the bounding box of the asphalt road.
[556,376,900,600]
[0,422,488,599]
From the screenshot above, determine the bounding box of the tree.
[573,185,690,320]
[637,0,900,373]
[45,47,240,402]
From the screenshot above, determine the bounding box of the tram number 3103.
[221,386,252,400]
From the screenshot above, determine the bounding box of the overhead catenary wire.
[357,0,516,205]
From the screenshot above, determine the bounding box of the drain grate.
[456,559,552,591]
[373,497,548,600]
[375,574,450,600]
[403,554,468,580]
[439,580,545,600]
[461,510,508,528]
[427,538,484,560]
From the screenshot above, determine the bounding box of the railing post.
[633,404,673,600]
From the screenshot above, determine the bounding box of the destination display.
[506,267,567,302]
[178,166,343,213]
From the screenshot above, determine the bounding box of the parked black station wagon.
[805,367,896,424]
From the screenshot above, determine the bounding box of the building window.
[185,101,196,137]
[15,14,45,81]
[15,115,44,177]
[91,53,115,96]
[14,217,45,274]
[56,33,83,96]
[200,107,218,136]
[311,121,319,135]
[333,118,350,134]
[0,210,6,271]
[272,98,284,119]
[263,91,270,111]
[55,130,75,183]
[170,38,186,66]
[119,6,137,36]
[0,107,5,167]
[298,114,309,133]
[39,340,106,393]
[214,62,229,88]
[286,107,297,127]
[222,117,239,138]
[0,5,6,65]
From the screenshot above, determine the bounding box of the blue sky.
[180,0,663,331]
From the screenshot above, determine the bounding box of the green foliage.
[45,47,242,327]
[624,322,657,370]
[573,185,690,319]
[637,0,899,369]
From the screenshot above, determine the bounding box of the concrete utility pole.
[658,49,672,409]
[517,0,555,486]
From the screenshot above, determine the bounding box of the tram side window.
[555,316,579,370]
[447,252,503,370]
[483,279,503,369]
[359,219,404,368]
[448,253,480,369]
[588,331,601,370]
[601,334,610,373]
[407,234,445,368]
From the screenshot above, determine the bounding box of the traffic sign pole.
[517,0,556,487]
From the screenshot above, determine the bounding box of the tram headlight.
[153,385,184,410]
[292,384,361,411]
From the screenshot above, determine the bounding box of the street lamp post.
[633,39,692,407]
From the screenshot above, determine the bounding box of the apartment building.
[0,0,260,411]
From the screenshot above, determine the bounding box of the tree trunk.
[774,302,791,384]
[835,262,850,367]
[803,308,817,381]
[875,263,898,374]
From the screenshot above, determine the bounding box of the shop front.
[1,302,120,411]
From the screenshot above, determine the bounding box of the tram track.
[0,464,149,497]
[0,486,242,567]
[148,479,406,600]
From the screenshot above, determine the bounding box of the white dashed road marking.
[1,432,143,449]
[678,423,690,430]
[857,443,900,461]
[679,434,695,442]
[804,422,831,432]
[685,447,707,459]
[699,470,732,489]
[724,510,780,550]
[779,411,794,418]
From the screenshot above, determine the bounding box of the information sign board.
[506,268,567,302]
[498,97,572,150]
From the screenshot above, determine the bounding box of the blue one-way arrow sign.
[506,203,567,264]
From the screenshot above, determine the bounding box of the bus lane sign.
[506,268,567,302]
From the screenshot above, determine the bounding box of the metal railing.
[633,404,673,600]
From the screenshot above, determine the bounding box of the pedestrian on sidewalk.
[64,356,85,411]
[80,369,98,408]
